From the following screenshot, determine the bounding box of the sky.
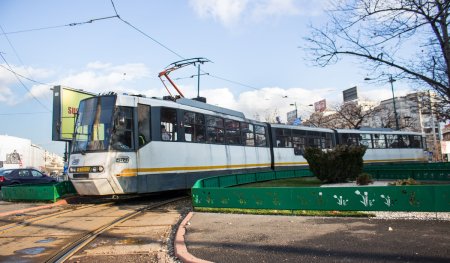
[0,0,417,156]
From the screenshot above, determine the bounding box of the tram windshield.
[72,96,115,153]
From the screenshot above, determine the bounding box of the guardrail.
[192,165,450,212]
[1,181,78,202]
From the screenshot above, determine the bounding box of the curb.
[0,198,70,217]
[175,212,213,263]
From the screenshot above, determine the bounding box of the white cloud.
[0,64,55,105]
[251,0,300,20]
[189,0,248,28]
[189,0,326,28]
[58,63,152,94]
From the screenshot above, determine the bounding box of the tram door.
[136,104,151,193]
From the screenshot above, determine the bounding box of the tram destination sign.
[52,86,95,142]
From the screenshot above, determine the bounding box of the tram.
[68,94,426,195]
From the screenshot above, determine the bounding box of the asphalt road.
[185,213,450,263]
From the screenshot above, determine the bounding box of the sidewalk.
[178,212,450,263]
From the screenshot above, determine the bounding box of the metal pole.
[295,102,298,119]
[389,76,400,130]
[197,63,200,98]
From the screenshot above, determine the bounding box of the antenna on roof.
[158,57,211,99]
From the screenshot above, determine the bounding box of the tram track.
[0,193,190,263]
[0,202,114,234]
[45,196,188,263]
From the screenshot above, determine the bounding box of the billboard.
[343,86,358,102]
[314,99,326,112]
[52,86,95,142]
[286,109,297,124]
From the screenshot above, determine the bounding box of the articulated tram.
[68,94,426,195]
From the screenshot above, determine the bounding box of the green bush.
[356,173,373,185]
[304,145,367,183]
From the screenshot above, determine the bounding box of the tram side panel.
[134,141,272,193]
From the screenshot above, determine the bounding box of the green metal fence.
[1,181,78,202]
[364,162,450,181]
[192,165,450,212]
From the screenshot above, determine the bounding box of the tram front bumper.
[70,178,118,195]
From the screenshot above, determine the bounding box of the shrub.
[304,145,367,183]
[356,173,373,185]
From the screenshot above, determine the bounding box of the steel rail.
[45,196,189,263]
[0,202,114,233]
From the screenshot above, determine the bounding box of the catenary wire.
[0,64,52,86]
[0,53,51,112]
[1,15,119,35]
[109,0,260,91]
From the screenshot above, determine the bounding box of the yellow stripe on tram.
[117,163,272,176]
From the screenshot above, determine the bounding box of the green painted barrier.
[1,181,78,202]
[192,185,450,212]
[192,163,450,212]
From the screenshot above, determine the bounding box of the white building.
[0,135,64,173]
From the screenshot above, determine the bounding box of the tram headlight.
[69,166,104,173]
[90,166,104,173]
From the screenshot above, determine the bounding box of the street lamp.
[290,102,298,119]
[365,75,400,130]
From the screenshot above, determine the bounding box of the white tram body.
[69,94,426,195]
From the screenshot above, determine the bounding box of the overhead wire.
[0,53,51,112]
[0,64,52,86]
[1,15,119,35]
[0,23,54,102]
[109,0,260,91]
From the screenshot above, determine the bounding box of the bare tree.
[304,111,334,127]
[304,0,450,119]
[331,102,381,129]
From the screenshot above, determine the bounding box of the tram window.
[386,134,398,148]
[373,134,386,148]
[225,119,241,145]
[161,108,177,141]
[410,135,422,148]
[359,134,373,148]
[137,104,151,147]
[324,133,333,149]
[241,123,255,146]
[306,131,321,148]
[341,133,358,146]
[184,111,205,143]
[275,129,292,148]
[255,125,267,147]
[293,136,306,155]
[111,107,134,150]
[206,115,224,144]
[398,135,409,148]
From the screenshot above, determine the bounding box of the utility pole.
[389,76,400,130]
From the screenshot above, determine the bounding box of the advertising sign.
[343,86,358,102]
[286,109,297,124]
[314,99,326,112]
[52,86,95,142]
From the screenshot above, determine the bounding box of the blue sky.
[0,0,415,155]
